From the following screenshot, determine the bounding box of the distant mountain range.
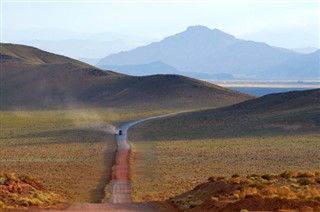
[0,43,252,110]
[15,39,147,59]
[101,61,234,80]
[291,47,319,54]
[3,28,153,59]
[258,50,320,79]
[98,25,319,79]
[239,30,319,51]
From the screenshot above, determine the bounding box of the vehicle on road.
[119,129,123,135]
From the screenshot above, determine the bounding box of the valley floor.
[0,108,173,203]
[129,134,320,202]
[1,107,319,211]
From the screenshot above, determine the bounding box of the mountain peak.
[184,25,235,40]
[97,26,303,78]
[186,25,211,32]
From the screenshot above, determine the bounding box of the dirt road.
[108,113,178,203]
[62,113,178,211]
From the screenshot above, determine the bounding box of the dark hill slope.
[0,44,253,110]
[130,89,320,140]
[228,88,319,112]
[1,43,99,67]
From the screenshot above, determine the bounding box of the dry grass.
[0,172,62,210]
[0,111,114,202]
[130,135,320,202]
[0,108,166,203]
[170,172,320,211]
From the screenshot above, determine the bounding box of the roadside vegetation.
[0,108,171,203]
[129,89,320,205]
[170,171,320,211]
[130,135,320,202]
[0,172,62,210]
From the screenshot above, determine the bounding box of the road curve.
[51,113,180,211]
[108,113,178,204]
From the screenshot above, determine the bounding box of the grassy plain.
[130,135,320,202]
[0,108,174,203]
[129,90,319,201]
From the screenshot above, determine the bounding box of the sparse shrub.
[168,197,174,203]
[261,186,277,197]
[230,177,241,184]
[290,183,300,189]
[173,198,182,204]
[240,210,249,212]
[8,193,18,201]
[234,190,246,199]
[180,203,191,210]
[0,172,61,209]
[242,187,258,196]
[316,178,320,184]
[249,182,266,189]
[211,196,219,202]
[232,174,240,178]
[33,192,49,203]
[237,185,245,191]
[189,199,203,208]
[217,176,226,180]
[0,177,6,185]
[297,178,314,185]
[277,186,296,199]
[233,193,240,199]
[19,199,30,207]
[288,178,298,183]
[247,174,261,179]
[208,176,217,182]
[261,174,277,181]
[281,171,298,179]
[241,178,254,185]
[21,175,43,190]
[313,196,320,201]
[299,171,315,178]
[28,198,43,206]
[6,173,17,181]
[0,201,5,209]
[187,194,194,200]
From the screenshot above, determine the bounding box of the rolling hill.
[97,25,300,78]
[130,89,320,141]
[0,43,253,110]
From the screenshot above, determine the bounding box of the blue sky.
[1,0,319,48]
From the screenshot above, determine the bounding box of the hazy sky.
[1,0,319,48]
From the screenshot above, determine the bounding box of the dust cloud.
[67,110,119,135]
[87,123,118,135]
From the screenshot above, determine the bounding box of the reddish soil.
[0,173,61,210]
[171,174,320,212]
[61,116,178,211]
[108,148,132,203]
[64,202,158,211]
[213,195,320,212]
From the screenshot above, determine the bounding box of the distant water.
[227,87,315,97]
